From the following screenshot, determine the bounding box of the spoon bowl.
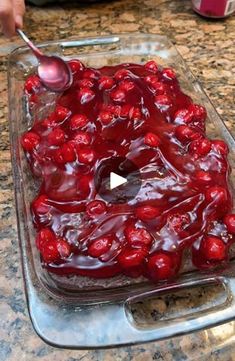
[17,29,73,92]
[38,55,72,92]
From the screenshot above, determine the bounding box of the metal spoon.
[17,29,73,92]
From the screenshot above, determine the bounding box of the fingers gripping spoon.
[17,29,73,92]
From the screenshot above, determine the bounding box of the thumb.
[13,0,25,28]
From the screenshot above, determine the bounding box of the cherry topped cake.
[21,59,235,282]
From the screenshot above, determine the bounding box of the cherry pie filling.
[21,59,235,282]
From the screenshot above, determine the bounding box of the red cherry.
[21,131,40,151]
[77,148,95,164]
[120,104,132,118]
[195,170,212,184]
[36,228,56,250]
[110,89,126,103]
[129,107,142,121]
[68,59,84,74]
[99,110,114,125]
[167,213,190,234]
[135,205,161,221]
[88,236,113,258]
[223,214,235,234]
[55,105,71,121]
[77,87,95,104]
[212,140,229,156]
[48,128,66,146]
[86,200,107,217]
[154,94,172,108]
[175,125,201,144]
[144,60,158,73]
[41,237,71,263]
[60,142,76,163]
[41,240,60,263]
[83,69,99,80]
[188,104,207,122]
[53,148,64,164]
[73,131,91,146]
[205,186,228,205]
[24,75,41,94]
[144,75,159,87]
[174,108,193,124]
[125,225,153,247]
[119,80,135,92]
[70,114,89,130]
[151,82,167,95]
[111,105,121,117]
[41,115,59,129]
[147,252,175,281]
[101,104,120,116]
[118,248,148,269]
[56,238,71,259]
[78,78,95,88]
[114,69,130,81]
[32,195,50,214]
[162,68,176,80]
[200,236,226,261]
[189,138,212,157]
[144,132,161,147]
[98,76,115,90]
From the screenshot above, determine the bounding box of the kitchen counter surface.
[0,0,234,360]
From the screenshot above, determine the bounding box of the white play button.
[95,156,141,204]
[110,172,127,190]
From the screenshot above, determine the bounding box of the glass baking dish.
[8,34,235,349]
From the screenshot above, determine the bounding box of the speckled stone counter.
[0,0,235,360]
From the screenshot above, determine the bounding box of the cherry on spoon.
[17,29,73,92]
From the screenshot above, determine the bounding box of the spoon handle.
[16,29,44,58]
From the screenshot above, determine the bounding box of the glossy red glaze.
[22,61,234,281]
[224,214,235,234]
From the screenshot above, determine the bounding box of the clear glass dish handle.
[60,36,121,48]
[28,273,235,348]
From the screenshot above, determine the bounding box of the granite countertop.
[0,0,235,360]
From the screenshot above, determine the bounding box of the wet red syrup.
[21,59,235,282]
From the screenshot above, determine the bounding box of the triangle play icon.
[110,172,127,190]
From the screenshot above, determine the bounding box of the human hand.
[0,0,25,38]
